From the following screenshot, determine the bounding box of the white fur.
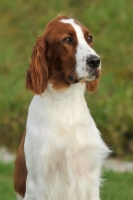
[24,83,109,200]
[23,19,110,200]
[16,193,23,200]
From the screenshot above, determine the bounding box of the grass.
[0,161,133,200]
[0,162,16,200]
[0,0,133,156]
[101,171,133,200]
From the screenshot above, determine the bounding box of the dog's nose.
[86,55,100,68]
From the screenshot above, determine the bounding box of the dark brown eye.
[62,37,73,44]
[87,35,93,43]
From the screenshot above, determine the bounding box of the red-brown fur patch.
[26,15,100,94]
[26,15,80,93]
[14,133,27,197]
[26,36,49,94]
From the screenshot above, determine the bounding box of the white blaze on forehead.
[60,18,101,79]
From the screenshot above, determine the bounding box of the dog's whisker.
[66,67,76,76]
[49,71,64,80]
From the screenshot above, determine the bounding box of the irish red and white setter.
[14,15,110,200]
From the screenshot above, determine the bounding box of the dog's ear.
[86,79,99,93]
[26,36,49,94]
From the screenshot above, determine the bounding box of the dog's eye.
[63,37,73,44]
[87,35,93,43]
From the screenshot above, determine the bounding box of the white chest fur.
[24,83,109,200]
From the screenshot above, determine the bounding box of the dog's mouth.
[80,68,100,82]
[67,68,100,83]
[88,68,100,80]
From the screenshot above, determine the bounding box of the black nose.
[86,55,100,68]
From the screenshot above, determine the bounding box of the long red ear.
[86,79,99,93]
[26,36,48,94]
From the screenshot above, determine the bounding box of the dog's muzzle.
[85,55,101,80]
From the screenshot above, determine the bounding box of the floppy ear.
[86,79,99,93]
[26,36,49,94]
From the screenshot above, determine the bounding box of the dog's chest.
[44,145,95,200]
[46,145,89,175]
[26,89,109,199]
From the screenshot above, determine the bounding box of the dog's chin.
[86,76,96,81]
[79,75,97,82]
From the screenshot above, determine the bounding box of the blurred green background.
[0,0,133,159]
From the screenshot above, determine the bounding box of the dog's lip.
[80,69,100,82]
[80,76,95,82]
[68,69,100,83]
[88,68,100,78]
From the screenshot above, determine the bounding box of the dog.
[14,15,110,200]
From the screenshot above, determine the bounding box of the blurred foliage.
[0,0,133,157]
[101,170,133,199]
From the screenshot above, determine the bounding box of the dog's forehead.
[59,18,89,36]
[45,17,90,41]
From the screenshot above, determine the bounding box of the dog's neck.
[33,82,88,125]
[43,82,86,101]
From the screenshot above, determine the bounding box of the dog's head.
[26,15,101,94]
